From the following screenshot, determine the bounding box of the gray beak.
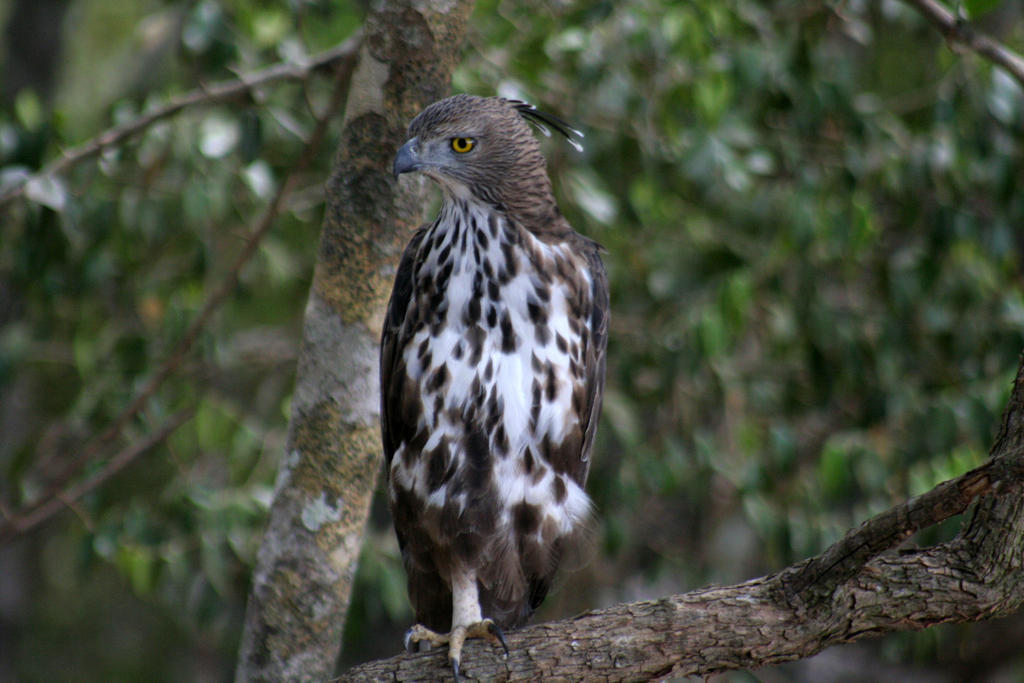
[393,139,420,178]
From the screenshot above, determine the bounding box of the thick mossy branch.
[338,355,1024,682]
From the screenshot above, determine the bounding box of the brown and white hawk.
[381,94,608,679]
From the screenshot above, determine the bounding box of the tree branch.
[900,0,1024,89]
[779,444,1022,602]
[0,405,197,537]
[0,38,359,543]
[0,36,360,206]
[338,354,1024,681]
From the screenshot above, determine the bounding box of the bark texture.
[235,2,474,680]
[339,354,1024,682]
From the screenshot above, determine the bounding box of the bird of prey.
[381,94,608,679]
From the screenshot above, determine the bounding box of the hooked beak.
[393,138,421,178]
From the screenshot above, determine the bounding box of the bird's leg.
[404,567,509,681]
[447,567,508,680]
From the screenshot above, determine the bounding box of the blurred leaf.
[201,532,231,596]
[199,114,240,158]
[243,160,275,199]
[819,441,849,500]
[964,0,1004,19]
[0,166,30,193]
[182,0,224,54]
[14,90,44,129]
[601,388,642,447]
[239,110,263,163]
[24,175,68,212]
[195,398,237,452]
[116,544,157,595]
[251,8,290,48]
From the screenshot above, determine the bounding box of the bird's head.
[394,95,582,219]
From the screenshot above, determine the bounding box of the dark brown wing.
[380,226,427,472]
[381,226,455,632]
[568,236,609,488]
[552,237,606,489]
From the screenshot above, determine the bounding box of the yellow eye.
[450,137,475,153]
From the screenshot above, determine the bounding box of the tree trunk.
[234,2,474,680]
[338,353,1024,681]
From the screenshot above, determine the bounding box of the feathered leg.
[404,567,509,681]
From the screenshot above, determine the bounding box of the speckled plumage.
[381,95,608,658]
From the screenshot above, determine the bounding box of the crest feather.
[508,100,584,152]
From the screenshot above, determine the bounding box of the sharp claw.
[404,632,414,654]
[487,620,510,658]
[448,625,467,681]
[406,619,506,679]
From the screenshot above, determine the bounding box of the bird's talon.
[406,618,508,679]
[404,623,450,654]
[486,620,510,657]
[403,629,415,654]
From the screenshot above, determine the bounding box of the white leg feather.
[450,566,482,630]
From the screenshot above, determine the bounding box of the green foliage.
[1,0,359,677]
[2,0,1023,678]
[964,0,1004,19]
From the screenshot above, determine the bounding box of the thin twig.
[0,406,196,541]
[0,45,358,542]
[901,0,1024,89]
[0,34,360,206]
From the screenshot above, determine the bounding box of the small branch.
[0,45,358,543]
[0,406,197,542]
[901,0,1024,89]
[0,34,360,206]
